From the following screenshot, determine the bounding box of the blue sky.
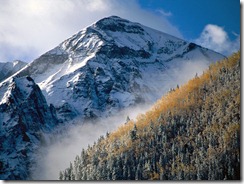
[138,0,240,41]
[0,0,241,62]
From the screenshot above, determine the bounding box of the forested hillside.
[59,52,240,180]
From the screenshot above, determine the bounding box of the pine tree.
[126,116,130,123]
[59,171,64,180]
[130,124,138,141]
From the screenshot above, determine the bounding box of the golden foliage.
[62,52,240,180]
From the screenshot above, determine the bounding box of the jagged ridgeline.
[60,52,240,180]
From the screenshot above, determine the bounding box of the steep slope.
[0,60,27,82]
[60,52,240,180]
[5,16,224,121]
[0,76,60,179]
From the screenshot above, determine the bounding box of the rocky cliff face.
[0,76,59,179]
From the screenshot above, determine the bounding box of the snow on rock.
[0,76,60,179]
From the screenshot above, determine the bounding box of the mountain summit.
[0,60,26,82]
[0,16,224,179]
[2,16,224,121]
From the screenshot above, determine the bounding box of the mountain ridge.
[0,76,60,179]
[0,16,225,121]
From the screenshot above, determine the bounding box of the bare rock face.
[0,77,60,179]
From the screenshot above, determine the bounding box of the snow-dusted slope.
[2,16,224,121]
[0,60,27,82]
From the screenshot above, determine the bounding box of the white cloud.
[156,9,172,17]
[194,24,240,56]
[0,0,182,62]
[31,104,151,179]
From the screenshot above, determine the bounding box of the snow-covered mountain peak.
[0,16,226,179]
[13,60,25,67]
[0,76,40,105]
[0,60,27,83]
[0,16,224,121]
[59,15,188,61]
[94,15,145,34]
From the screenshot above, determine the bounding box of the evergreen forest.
[59,52,240,180]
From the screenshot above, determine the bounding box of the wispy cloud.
[0,0,182,62]
[156,9,172,17]
[31,104,151,179]
[194,24,240,56]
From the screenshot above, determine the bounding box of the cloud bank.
[194,24,240,56]
[31,104,151,180]
[0,0,182,62]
